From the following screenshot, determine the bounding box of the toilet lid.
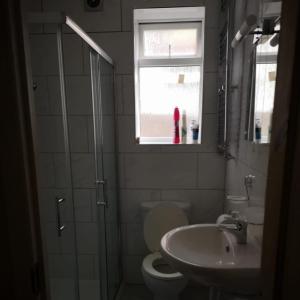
[144,202,188,252]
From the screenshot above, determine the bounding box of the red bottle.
[173,107,180,144]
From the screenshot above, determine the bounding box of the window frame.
[133,7,206,144]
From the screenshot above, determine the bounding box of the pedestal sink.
[160,224,261,295]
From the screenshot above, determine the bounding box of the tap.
[218,214,248,244]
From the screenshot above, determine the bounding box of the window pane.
[142,25,200,57]
[139,66,201,143]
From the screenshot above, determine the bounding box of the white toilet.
[141,201,190,300]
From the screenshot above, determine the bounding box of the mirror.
[253,34,279,143]
[244,4,281,144]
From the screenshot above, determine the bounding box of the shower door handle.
[55,197,66,236]
[96,179,108,207]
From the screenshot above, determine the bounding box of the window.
[133,7,205,144]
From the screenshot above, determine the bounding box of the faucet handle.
[230,211,248,223]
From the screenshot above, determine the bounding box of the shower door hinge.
[31,262,42,296]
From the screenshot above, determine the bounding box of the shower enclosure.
[26,13,121,300]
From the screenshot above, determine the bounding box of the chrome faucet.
[218,213,248,244]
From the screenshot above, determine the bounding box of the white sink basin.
[160,224,261,294]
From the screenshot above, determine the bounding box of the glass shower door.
[90,50,121,300]
[30,25,80,300]
[97,54,121,300]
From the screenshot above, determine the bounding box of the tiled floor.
[118,284,209,300]
[118,284,263,300]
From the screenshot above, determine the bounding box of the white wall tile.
[198,153,225,189]
[200,114,218,152]
[78,255,96,279]
[36,116,65,152]
[32,76,50,114]
[103,153,117,188]
[120,189,160,223]
[38,189,56,222]
[45,222,61,253]
[114,75,123,114]
[104,116,117,152]
[205,0,221,29]
[106,222,120,255]
[161,189,224,223]
[60,222,77,254]
[71,153,95,188]
[76,223,98,254]
[121,0,205,31]
[43,0,121,33]
[84,32,134,75]
[123,223,148,255]
[63,35,84,75]
[122,75,135,115]
[53,153,68,188]
[204,28,219,72]
[47,76,62,114]
[29,35,58,75]
[66,76,93,115]
[48,254,76,277]
[123,153,198,188]
[29,34,83,76]
[203,72,218,114]
[69,116,89,152]
[37,153,55,188]
[74,189,93,222]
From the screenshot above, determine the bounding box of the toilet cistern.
[217,213,248,244]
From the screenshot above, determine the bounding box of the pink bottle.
[173,107,180,144]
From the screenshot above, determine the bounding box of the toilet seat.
[142,252,184,281]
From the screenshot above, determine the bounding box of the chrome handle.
[55,197,66,236]
[96,179,108,207]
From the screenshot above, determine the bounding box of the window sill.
[137,137,201,145]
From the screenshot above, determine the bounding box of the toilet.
[141,201,190,300]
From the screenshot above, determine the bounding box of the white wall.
[225,0,270,209]
[24,0,224,284]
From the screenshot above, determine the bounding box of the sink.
[160,224,261,295]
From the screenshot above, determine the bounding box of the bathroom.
[3,0,290,299]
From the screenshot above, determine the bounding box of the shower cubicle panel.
[26,13,121,300]
[90,50,121,300]
[29,23,80,300]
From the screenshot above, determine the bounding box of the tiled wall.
[24,0,225,284]
[225,0,270,208]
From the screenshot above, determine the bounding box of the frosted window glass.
[143,28,199,57]
[139,66,201,142]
